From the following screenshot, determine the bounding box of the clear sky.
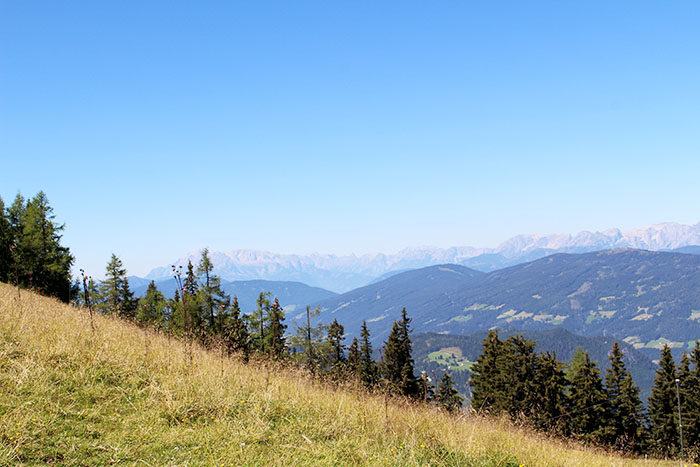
[1,1,699,278]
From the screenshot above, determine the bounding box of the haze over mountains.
[145,222,700,292]
[311,250,700,361]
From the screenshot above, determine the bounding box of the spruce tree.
[566,345,587,383]
[182,261,204,336]
[267,298,287,359]
[359,321,378,388]
[568,352,611,444]
[605,342,645,452]
[677,352,694,461]
[500,335,539,420]
[417,371,434,402]
[382,308,418,397]
[98,254,128,315]
[469,329,504,412]
[686,341,700,460]
[327,319,346,373]
[137,280,166,327]
[381,308,418,397]
[222,296,250,360]
[347,337,361,378]
[533,351,569,434]
[436,371,462,412]
[0,196,12,283]
[648,345,679,458]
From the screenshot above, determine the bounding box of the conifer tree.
[418,371,434,402]
[221,296,250,360]
[677,352,695,461]
[381,308,418,397]
[436,371,463,412]
[0,197,12,283]
[268,298,287,359]
[347,337,361,378]
[327,319,346,368]
[137,280,166,327]
[648,345,679,458]
[249,291,271,352]
[533,351,569,434]
[469,329,504,412]
[566,345,587,383]
[359,321,378,388]
[98,254,128,315]
[196,248,228,334]
[686,341,700,459]
[182,261,204,336]
[605,342,645,452]
[569,352,611,444]
[500,335,539,420]
[5,192,73,300]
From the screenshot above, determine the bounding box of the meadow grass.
[0,284,671,465]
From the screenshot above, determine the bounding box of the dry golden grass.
[0,283,672,465]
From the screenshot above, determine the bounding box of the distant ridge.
[312,249,700,360]
[145,222,700,292]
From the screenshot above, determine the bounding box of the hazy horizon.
[2,1,699,278]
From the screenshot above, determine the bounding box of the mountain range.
[310,249,700,361]
[144,222,700,292]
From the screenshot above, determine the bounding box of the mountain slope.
[311,264,485,340]
[0,283,655,466]
[144,222,700,292]
[314,249,700,359]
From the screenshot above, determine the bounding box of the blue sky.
[1,1,699,278]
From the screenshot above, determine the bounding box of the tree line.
[0,192,74,301]
[469,330,700,460]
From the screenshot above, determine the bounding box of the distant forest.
[1,191,698,461]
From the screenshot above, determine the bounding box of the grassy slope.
[0,284,668,466]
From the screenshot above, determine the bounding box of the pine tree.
[648,345,679,458]
[268,298,287,359]
[569,352,611,444]
[137,281,166,327]
[359,321,378,388]
[469,329,504,412]
[327,318,346,369]
[605,342,645,452]
[436,371,462,412]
